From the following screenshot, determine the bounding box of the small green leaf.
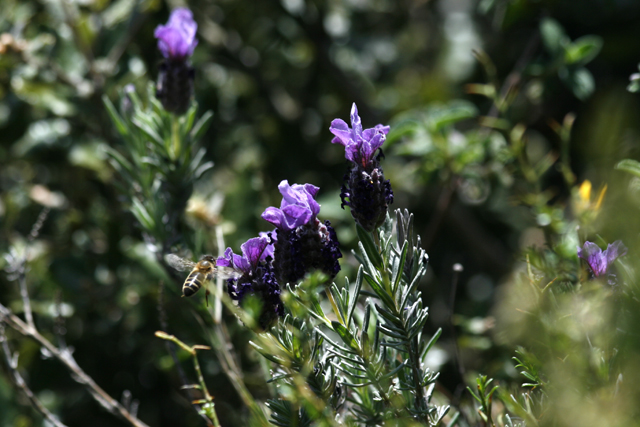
[427,101,478,132]
[615,159,640,178]
[564,35,602,65]
[540,18,568,56]
[560,67,595,100]
[356,224,383,269]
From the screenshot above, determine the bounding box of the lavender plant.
[210,107,448,426]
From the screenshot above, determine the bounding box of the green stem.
[170,115,181,161]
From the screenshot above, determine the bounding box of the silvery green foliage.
[253,209,448,426]
[103,86,213,253]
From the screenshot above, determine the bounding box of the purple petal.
[329,119,352,147]
[350,103,363,139]
[154,8,198,59]
[578,241,608,277]
[241,236,270,268]
[282,205,312,229]
[604,240,627,267]
[259,231,276,259]
[303,183,320,199]
[216,247,235,268]
[262,207,286,228]
[329,103,390,165]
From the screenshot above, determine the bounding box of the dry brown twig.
[0,208,149,427]
[0,324,68,427]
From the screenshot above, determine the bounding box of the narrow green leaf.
[615,159,640,178]
[363,274,395,308]
[316,330,359,355]
[420,328,442,361]
[347,268,363,326]
[356,224,383,269]
[131,117,165,150]
[131,198,155,231]
[392,241,408,293]
[466,386,483,403]
[190,110,214,141]
[375,305,404,329]
[104,146,134,177]
[103,95,129,136]
[331,321,360,352]
[378,324,408,341]
[183,103,198,133]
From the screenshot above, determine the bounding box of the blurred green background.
[1,0,640,425]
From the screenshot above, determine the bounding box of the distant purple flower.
[262,181,320,231]
[217,235,282,329]
[330,103,393,231]
[578,240,627,278]
[154,8,198,60]
[330,103,390,168]
[154,8,197,114]
[261,180,341,285]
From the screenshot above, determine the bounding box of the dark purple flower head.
[154,8,198,60]
[330,103,390,168]
[578,240,627,277]
[217,235,282,329]
[262,180,320,231]
[261,181,341,285]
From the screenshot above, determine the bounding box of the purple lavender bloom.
[217,235,282,328]
[330,103,393,231]
[262,180,341,285]
[330,103,390,168]
[577,240,627,278]
[154,8,197,115]
[154,8,198,60]
[262,181,320,231]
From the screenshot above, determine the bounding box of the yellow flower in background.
[574,180,607,217]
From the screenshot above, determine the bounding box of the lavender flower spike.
[262,180,341,285]
[330,103,393,231]
[577,240,627,277]
[154,8,198,60]
[217,235,282,329]
[154,8,198,114]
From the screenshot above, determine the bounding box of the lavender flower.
[330,103,393,231]
[262,180,341,285]
[577,240,627,280]
[154,8,198,60]
[154,8,197,115]
[217,235,282,328]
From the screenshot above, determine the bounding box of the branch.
[0,303,150,427]
[0,324,68,427]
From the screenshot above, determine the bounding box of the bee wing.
[164,254,196,272]
[213,266,243,280]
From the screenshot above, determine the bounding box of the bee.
[165,254,240,298]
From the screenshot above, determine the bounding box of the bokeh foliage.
[2,0,640,426]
